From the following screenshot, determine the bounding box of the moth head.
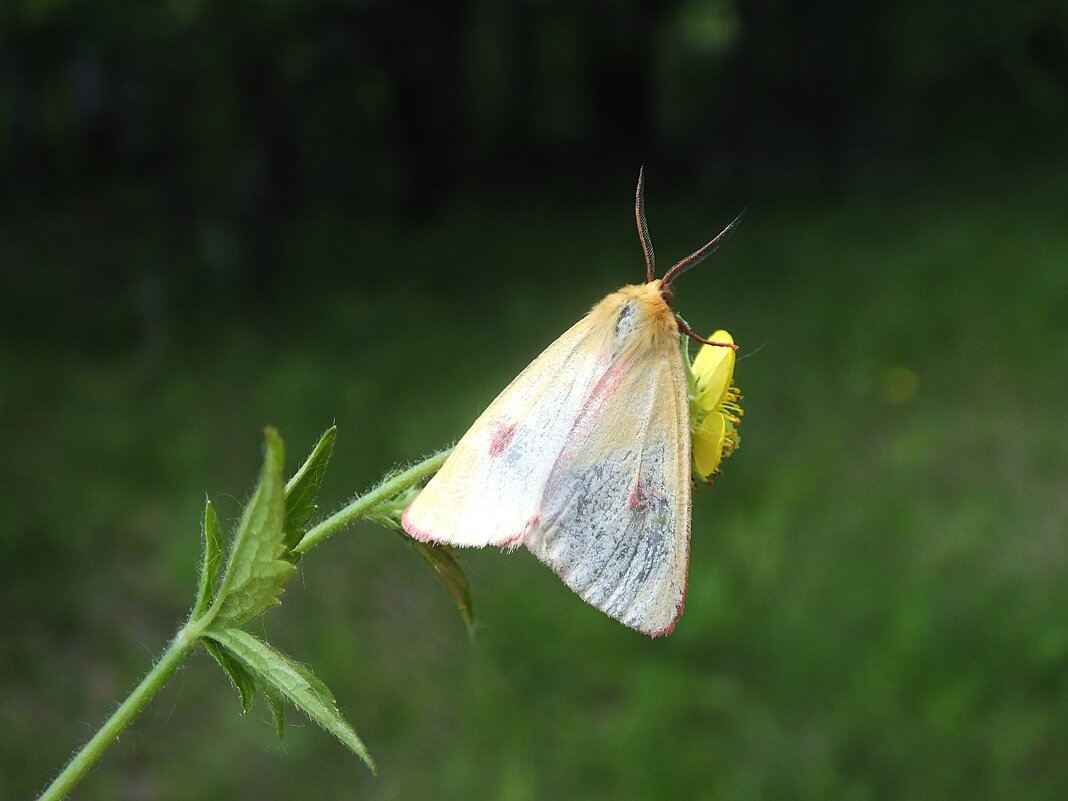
[598,281,677,360]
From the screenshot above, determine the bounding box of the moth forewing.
[403,281,692,635]
[402,313,607,549]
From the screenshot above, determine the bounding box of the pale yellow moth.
[403,170,742,636]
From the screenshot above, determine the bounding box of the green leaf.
[192,499,223,619]
[262,682,286,740]
[219,561,298,625]
[405,536,476,641]
[288,658,336,704]
[371,497,476,640]
[214,429,296,625]
[203,639,257,713]
[205,627,375,773]
[284,427,337,550]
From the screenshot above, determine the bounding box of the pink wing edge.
[648,535,689,638]
[400,505,527,550]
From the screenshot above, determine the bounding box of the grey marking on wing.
[613,301,638,346]
[531,440,677,624]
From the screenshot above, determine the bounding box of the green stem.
[37,621,204,801]
[40,445,452,799]
[293,448,451,555]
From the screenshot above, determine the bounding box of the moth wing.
[525,346,691,636]
[402,314,610,548]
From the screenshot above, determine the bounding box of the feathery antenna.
[635,167,656,283]
[661,209,746,289]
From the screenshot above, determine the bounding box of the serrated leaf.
[214,429,296,625]
[205,627,375,772]
[262,682,286,740]
[192,499,223,619]
[203,639,257,713]
[289,657,335,704]
[284,427,337,549]
[218,561,298,625]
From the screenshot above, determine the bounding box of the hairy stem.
[37,621,204,801]
[38,444,452,799]
[292,448,451,555]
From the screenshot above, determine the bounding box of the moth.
[403,171,741,636]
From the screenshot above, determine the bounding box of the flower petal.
[693,409,727,480]
[692,329,736,411]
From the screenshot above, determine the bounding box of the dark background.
[3,1,1068,799]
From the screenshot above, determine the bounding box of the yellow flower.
[686,329,743,482]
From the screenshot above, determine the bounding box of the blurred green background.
[3,1,1068,799]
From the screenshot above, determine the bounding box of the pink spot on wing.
[628,481,646,511]
[629,480,666,512]
[489,422,516,456]
[579,363,627,419]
